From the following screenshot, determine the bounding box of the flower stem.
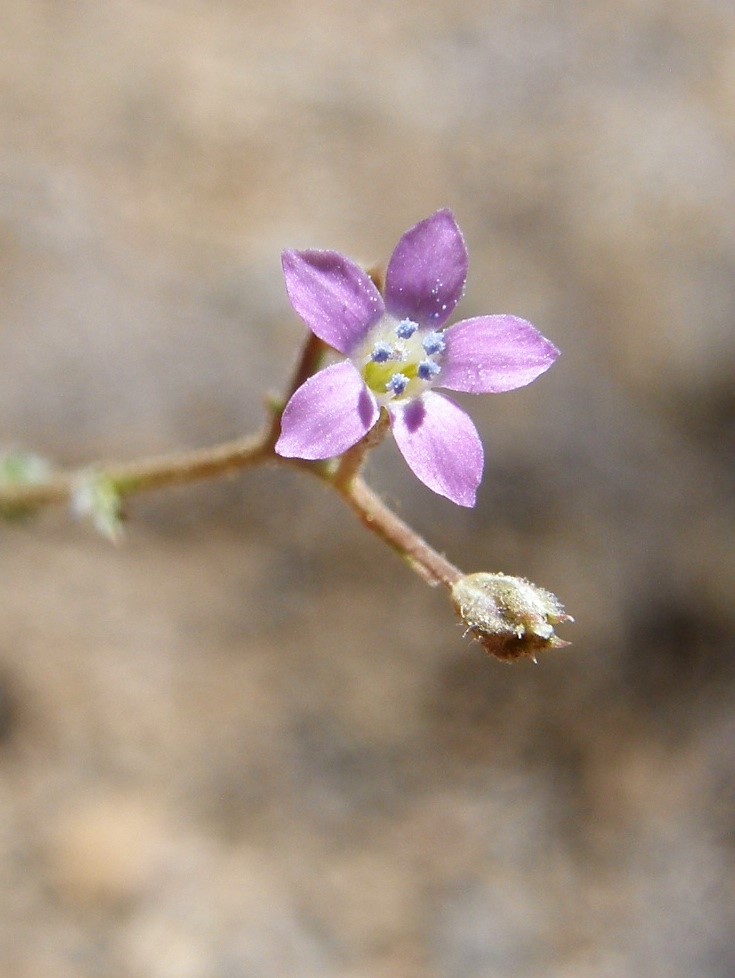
[282,331,330,409]
[332,475,463,588]
[332,410,390,491]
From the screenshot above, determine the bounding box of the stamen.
[370,342,394,363]
[418,360,441,380]
[422,331,446,355]
[396,319,417,339]
[387,373,408,396]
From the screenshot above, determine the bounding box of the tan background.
[1,1,734,976]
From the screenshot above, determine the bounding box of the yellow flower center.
[353,316,445,405]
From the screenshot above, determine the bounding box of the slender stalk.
[333,476,463,588]
[0,434,270,515]
[281,332,329,409]
[332,411,390,492]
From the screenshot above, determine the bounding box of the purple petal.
[384,210,468,329]
[440,315,560,393]
[275,361,379,459]
[282,250,384,355]
[389,392,483,507]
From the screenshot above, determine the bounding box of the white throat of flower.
[352,316,446,406]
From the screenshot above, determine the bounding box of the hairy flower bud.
[451,572,572,662]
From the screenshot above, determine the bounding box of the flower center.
[353,316,446,404]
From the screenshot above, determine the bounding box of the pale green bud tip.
[71,473,125,544]
[450,572,573,663]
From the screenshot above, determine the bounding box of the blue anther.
[422,331,446,355]
[396,319,417,339]
[387,373,408,396]
[370,342,394,363]
[418,360,441,380]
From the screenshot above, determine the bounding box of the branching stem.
[1,333,464,592]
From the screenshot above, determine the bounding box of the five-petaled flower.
[275,210,559,506]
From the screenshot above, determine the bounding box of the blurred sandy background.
[1,1,734,976]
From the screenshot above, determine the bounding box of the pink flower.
[275,210,559,506]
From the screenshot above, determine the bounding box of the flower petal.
[282,250,384,355]
[389,392,483,507]
[384,210,468,329]
[276,361,379,459]
[440,315,560,393]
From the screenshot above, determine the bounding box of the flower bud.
[450,572,572,662]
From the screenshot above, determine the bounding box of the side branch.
[0,330,329,518]
[0,432,274,517]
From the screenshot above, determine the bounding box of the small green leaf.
[71,473,124,544]
[0,450,51,487]
[0,451,52,521]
